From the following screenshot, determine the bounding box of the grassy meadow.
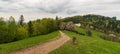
[0,31,59,54]
[50,28,120,54]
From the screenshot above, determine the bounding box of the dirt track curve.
[10,31,70,54]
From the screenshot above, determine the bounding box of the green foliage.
[16,26,29,40]
[19,15,24,26]
[0,15,58,44]
[60,22,66,30]
[0,17,8,43]
[6,16,17,42]
[55,16,60,30]
[28,21,34,36]
[63,16,82,23]
[30,18,58,36]
[40,18,53,34]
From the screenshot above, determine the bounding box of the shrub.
[15,26,29,40]
[86,30,92,36]
[0,18,8,43]
[100,34,120,42]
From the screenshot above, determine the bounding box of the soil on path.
[10,31,70,54]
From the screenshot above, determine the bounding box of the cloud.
[1,0,13,2]
[0,0,120,21]
[35,0,70,14]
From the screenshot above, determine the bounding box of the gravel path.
[10,31,70,54]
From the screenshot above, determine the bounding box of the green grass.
[50,28,120,54]
[75,28,103,38]
[0,31,60,54]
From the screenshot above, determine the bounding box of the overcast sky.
[0,0,120,21]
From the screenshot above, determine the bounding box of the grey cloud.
[1,0,12,1]
[37,5,66,14]
[36,0,70,14]
[100,0,120,4]
[0,8,18,13]
[0,0,120,20]
[1,0,119,14]
[1,0,16,2]
[66,10,78,15]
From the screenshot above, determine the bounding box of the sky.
[0,0,120,22]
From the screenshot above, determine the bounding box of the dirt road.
[10,31,70,54]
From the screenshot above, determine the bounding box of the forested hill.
[62,14,120,34]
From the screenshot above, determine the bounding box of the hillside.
[63,14,120,34]
[50,28,120,54]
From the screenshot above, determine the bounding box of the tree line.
[63,14,120,34]
[0,15,58,43]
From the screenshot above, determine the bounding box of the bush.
[59,21,75,31]
[100,34,120,42]
[66,21,75,31]
[86,30,92,36]
[6,16,17,43]
[29,18,58,36]
[72,30,85,36]
[15,26,29,40]
[0,19,8,43]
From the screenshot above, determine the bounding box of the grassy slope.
[0,31,59,54]
[50,28,120,54]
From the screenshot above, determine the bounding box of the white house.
[75,23,81,27]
